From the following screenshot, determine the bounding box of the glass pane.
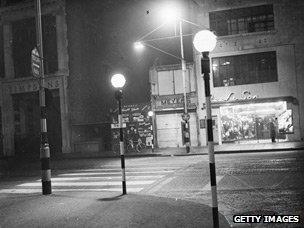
[210,5,274,36]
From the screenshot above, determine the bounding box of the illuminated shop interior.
[220,101,293,143]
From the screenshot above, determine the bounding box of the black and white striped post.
[193,30,218,228]
[202,51,219,228]
[111,74,127,195]
[35,0,52,195]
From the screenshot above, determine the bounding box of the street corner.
[112,194,231,228]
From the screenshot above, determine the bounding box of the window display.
[220,101,289,143]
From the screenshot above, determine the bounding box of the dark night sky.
[77,0,194,108]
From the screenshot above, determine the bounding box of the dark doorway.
[13,90,62,159]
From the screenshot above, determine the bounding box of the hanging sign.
[31,47,41,78]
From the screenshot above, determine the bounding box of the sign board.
[111,103,153,153]
[31,47,41,78]
[111,123,126,129]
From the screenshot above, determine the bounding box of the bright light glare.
[148,111,154,117]
[193,30,217,52]
[159,3,181,23]
[111,74,126,88]
[134,41,145,51]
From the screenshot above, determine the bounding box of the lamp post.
[35,0,52,195]
[134,7,193,153]
[111,73,127,195]
[179,20,190,153]
[193,30,218,228]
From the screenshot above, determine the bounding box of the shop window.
[12,14,58,78]
[212,51,277,87]
[209,4,274,36]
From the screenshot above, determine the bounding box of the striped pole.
[35,0,52,195]
[116,90,127,195]
[202,52,219,228]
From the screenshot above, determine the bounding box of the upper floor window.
[209,4,274,36]
[12,15,58,78]
[1,0,30,7]
[212,51,277,87]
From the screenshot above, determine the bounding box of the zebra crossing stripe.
[58,171,174,176]
[18,180,154,187]
[81,167,181,171]
[0,166,180,195]
[0,188,144,194]
[41,175,165,181]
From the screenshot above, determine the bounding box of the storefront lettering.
[161,97,184,105]
[5,79,61,94]
[154,92,197,110]
[212,90,258,102]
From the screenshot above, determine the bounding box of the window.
[0,25,4,78]
[12,15,58,78]
[210,5,274,36]
[212,51,277,87]
[2,0,30,6]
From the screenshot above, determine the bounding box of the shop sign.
[154,92,197,110]
[5,78,61,94]
[212,90,258,102]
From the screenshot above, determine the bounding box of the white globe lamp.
[111,73,126,89]
[193,30,217,53]
[148,111,154,117]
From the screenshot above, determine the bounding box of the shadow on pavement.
[98,194,124,201]
[0,191,230,228]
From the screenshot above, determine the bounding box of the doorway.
[13,90,62,158]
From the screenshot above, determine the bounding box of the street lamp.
[193,30,219,228]
[34,0,52,195]
[134,5,191,153]
[134,41,144,51]
[111,73,127,195]
[147,110,154,117]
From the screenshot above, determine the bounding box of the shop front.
[211,93,299,144]
[219,101,293,143]
[152,92,199,148]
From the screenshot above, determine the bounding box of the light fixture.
[193,30,217,53]
[158,3,181,24]
[148,110,154,117]
[111,73,126,89]
[134,41,144,51]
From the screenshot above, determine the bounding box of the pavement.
[58,140,304,158]
[1,142,303,227]
[153,140,304,156]
[1,141,304,177]
[0,191,230,228]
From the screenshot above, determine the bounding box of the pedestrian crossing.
[0,164,184,194]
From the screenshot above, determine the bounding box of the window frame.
[209,4,275,37]
[211,51,278,87]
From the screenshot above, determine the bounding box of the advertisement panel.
[111,103,153,153]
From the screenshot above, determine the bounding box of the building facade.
[150,63,201,148]
[0,0,71,158]
[150,0,304,148]
[0,0,115,158]
[193,0,304,146]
